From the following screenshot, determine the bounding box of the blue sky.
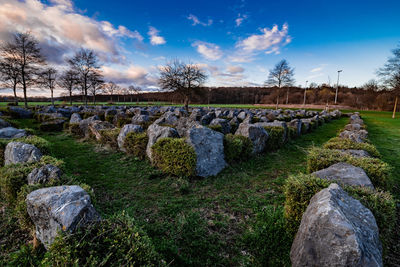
[1,0,400,95]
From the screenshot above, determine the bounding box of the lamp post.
[334,70,342,104]
[303,80,308,106]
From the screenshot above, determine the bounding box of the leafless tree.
[159,59,207,111]
[0,48,20,104]
[58,70,78,105]
[378,45,400,118]
[39,67,57,105]
[265,59,295,109]
[1,32,45,107]
[67,48,101,106]
[103,81,119,102]
[88,71,104,105]
[363,79,380,91]
[128,85,141,102]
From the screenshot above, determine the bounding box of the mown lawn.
[6,117,344,266]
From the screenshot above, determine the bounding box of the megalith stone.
[4,142,42,165]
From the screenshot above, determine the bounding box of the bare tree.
[67,48,100,106]
[88,71,104,105]
[128,85,141,102]
[159,60,207,111]
[39,67,57,105]
[58,70,78,105]
[363,79,380,91]
[265,59,295,109]
[103,81,119,102]
[0,48,20,104]
[378,45,400,118]
[1,32,45,107]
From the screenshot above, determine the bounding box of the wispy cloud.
[148,26,166,45]
[235,13,248,27]
[192,41,223,60]
[187,14,213,26]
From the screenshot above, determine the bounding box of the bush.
[116,117,131,128]
[207,124,223,133]
[105,114,115,124]
[288,126,297,140]
[243,205,291,266]
[223,134,253,163]
[99,128,120,149]
[124,132,148,159]
[264,126,286,151]
[283,174,396,255]
[307,147,391,189]
[323,137,381,158]
[152,138,196,177]
[14,136,50,154]
[42,212,163,266]
[68,123,83,137]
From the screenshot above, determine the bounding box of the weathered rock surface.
[0,118,11,129]
[27,164,62,185]
[341,149,371,158]
[312,162,374,189]
[0,127,27,139]
[69,113,82,124]
[117,124,144,152]
[26,185,100,248]
[88,121,114,140]
[4,142,42,165]
[209,118,231,134]
[235,123,269,154]
[186,125,226,177]
[9,107,33,118]
[146,123,179,160]
[291,183,382,267]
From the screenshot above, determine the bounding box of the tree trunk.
[276,87,280,110]
[393,96,398,119]
[70,91,72,105]
[93,94,96,105]
[51,89,54,105]
[286,88,289,104]
[184,95,189,112]
[13,84,18,105]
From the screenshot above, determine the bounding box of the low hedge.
[283,174,396,255]
[13,136,50,154]
[99,128,120,149]
[42,213,163,266]
[124,132,148,159]
[152,138,197,177]
[288,126,298,140]
[323,137,381,158]
[223,134,253,163]
[207,124,223,133]
[263,126,286,151]
[307,147,391,189]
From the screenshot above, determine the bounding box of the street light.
[334,70,343,104]
[303,80,308,106]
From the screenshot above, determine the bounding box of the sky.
[0,0,400,96]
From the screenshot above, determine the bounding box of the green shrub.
[230,123,238,134]
[42,212,163,266]
[323,137,381,158]
[116,117,131,128]
[68,123,83,137]
[243,205,291,266]
[307,147,391,189]
[152,138,197,177]
[223,134,253,163]
[207,124,223,133]
[8,244,45,266]
[99,128,120,149]
[264,126,286,151]
[310,121,317,130]
[15,184,43,231]
[13,136,50,154]
[105,114,114,123]
[301,123,308,134]
[288,126,297,140]
[0,140,8,166]
[124,132,148,159]
[283,174,396,255]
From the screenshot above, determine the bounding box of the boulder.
[69,113,82,124]
[9,107,33,118]
[146,123,179,161]
[131,114,150,125]
[339,130,368,143]
[200,112,216,125]
[78,115,100,136]
[27,164,62,185]
[117,124,144,152]
[154,111,179,125]
[4,142,42,165]
[235,123,269,154]
[209,118,231,134]
[345,123,362,131]
[312,162,374,189]
[0,127,27,139]
[0,118,11,129]
[88,121,114,141]
[26,185,100,248]
[39,119,66,132]
[341,149,371,158]
[291,183,382,267]
[186,125,226,177]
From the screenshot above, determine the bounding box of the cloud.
[148,26,166,45]
[226,65,245,74]
[311,67,323,73]
[187,14,213,26]
[195,63,248,86]
[0,0,143,64]
[192,41,223,61]
[101,64,157,87]
[235,14,248,27]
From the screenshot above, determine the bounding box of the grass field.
[2,109,399,266]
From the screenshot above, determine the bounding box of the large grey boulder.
[27,164,62,185]
[69,113,82,124]
[290,183,382,267]
[339,130,368,143]
[88,120,114,141]
[341,149,371,158]
[0,127,27,139]
[0,118,11,129]
[9,107,33,118]
[312,162,374,189]
[117,124,144,152]
[146,123,179,161]
[186,125,226,177]
[4,142,42,165]
[78,115,100,137]
[235,123,269,154]
[345,123,362,131]
[209,118,231,134]
[26,185,100,248]
[131,114,150,125]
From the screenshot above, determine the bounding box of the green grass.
[7,117,344,265]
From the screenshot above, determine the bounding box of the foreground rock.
[291,183,382,267]
[88,121,114,141]
[117,124,144,152]
[235,123,269,154]
[27,164,62,185]
[4,142,42,165]
[26,185,100,248]
[0,127,27,139]
[146,123,179,161]
[0,118,11,129]
[312,162,374,189]
[9,107,33,118]
[186,125,226,177]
